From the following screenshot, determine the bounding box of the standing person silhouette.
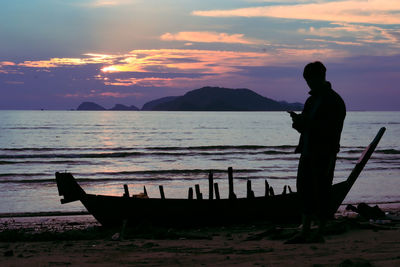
[287,61,346,243]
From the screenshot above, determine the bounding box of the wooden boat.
[56,127,385,227]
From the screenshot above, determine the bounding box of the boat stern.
[55,172,86,204]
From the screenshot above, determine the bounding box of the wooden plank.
[282,185,287,195]
[188,187,193,200]
[269,186,275,196]
[195,184,203,200]
[123,184,129,198]
[214,183,220,200]
[265,180,269,197]
[288,185,293,194]
[159,185,165,199]
[228,167,236,199]
[331,127,386,213]
[247,180,255,198]
[208,171,214,200]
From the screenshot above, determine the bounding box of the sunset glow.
[1,0,399,110]
[101,66,120,73]
[193,0,400,25]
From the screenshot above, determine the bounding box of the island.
[76,87,303,111]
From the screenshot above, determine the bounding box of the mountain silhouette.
[141,96,178,111]
[146,87,303,111]
[77,102,106,111]
[76,102,138,111]
[110,104,139,111]
[76,87,303,111]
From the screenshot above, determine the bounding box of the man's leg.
[313,154,337,241]
[285,156,314,244]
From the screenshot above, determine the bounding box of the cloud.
[305,38,363,46]
[104,77,198,87]
[0,62,16,67]
[63,91,143,98]
[5,81,25,85]
[94,48,348,89]
[18,54,116,68]
[299,23,400,47]
[192,0,400,25]
[2,48,349,90]
[99,91,143,98]
[82,0,134,7]
[19,58,87,68]
[0,61,21,74]
[160,31,258,45]
[2,48,400,110]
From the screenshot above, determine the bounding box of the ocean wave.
[0,145,298,157]
[0,149,296,160]
[145,145,296,151]
[0,147,62,152]
[375,149,400,155]
[343,149,364,154]
[0,160,94,165]
[0,173,48,178]
[357,167,400,172]
[92,168,263,176]
[0,174,298,184]
[0,178,56,184]
[337,156,359,161]
[0,161,16,165]
[0,152,144,159]
[6,126,55,130]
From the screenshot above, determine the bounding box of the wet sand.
[1,205,399,267]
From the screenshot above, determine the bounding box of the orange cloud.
[95,48,348,88]
[64,91,143,98]
[4,48,350,89]
[193,0,400,25]
[82,0,132,7]
[99,92,143,98]
[160,31,258,44]
[100,48,344,76]
[0,61,16,66]
[0,61,21,74]
[19,54,115,68]
[19,58,86,68]
[104,76,218,88]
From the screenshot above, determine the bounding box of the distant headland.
[77,87,303,111]
[77,102,139,111]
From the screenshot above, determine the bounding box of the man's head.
[303,61,326,91]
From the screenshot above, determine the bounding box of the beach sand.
[1,205,399,267]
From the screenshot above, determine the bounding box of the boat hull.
[56,127,385,227]
[80,193,302,227]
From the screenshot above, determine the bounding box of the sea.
[0,111,399,215]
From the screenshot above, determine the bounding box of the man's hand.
[288,111,301,131]
[287,111,297,119]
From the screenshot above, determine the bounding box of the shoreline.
[1,205,399,266]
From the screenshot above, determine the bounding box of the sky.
[0,0,399,110]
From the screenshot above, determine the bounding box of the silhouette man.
[287,61,346,243]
